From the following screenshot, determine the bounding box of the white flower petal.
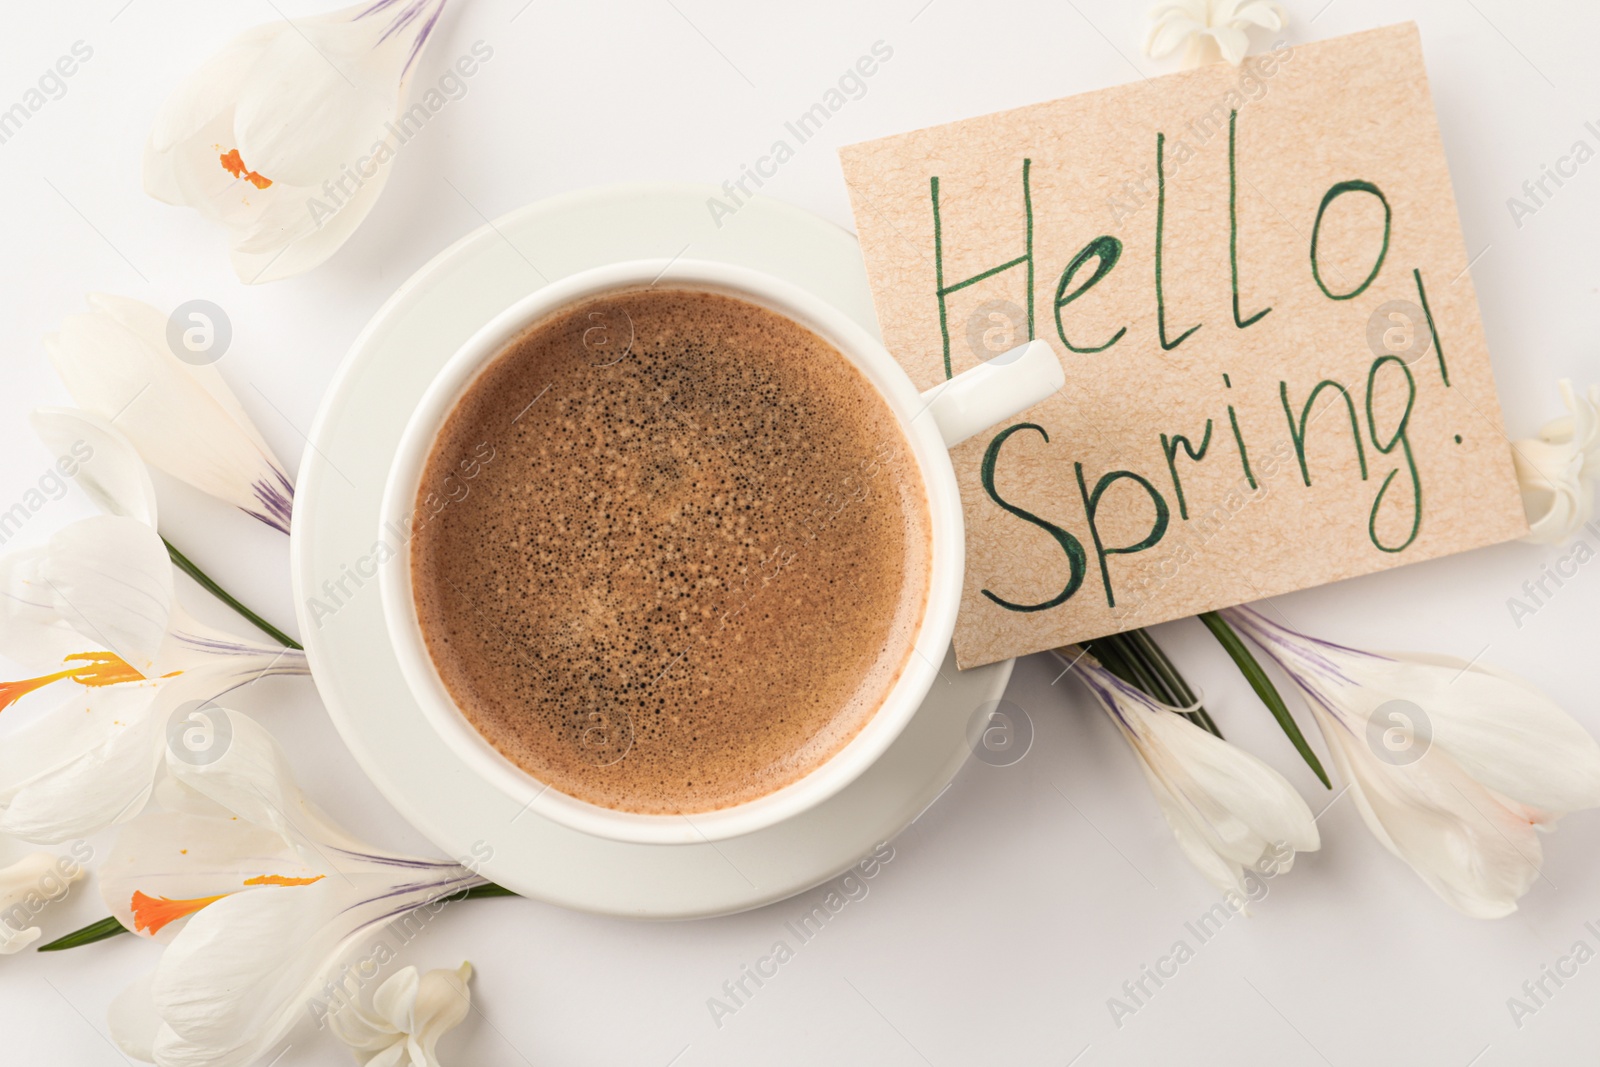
[0,852,83,953]
[1079,659,1317,897]
[0,921,41,954]
[1141,706,1320,855]
[1514,380,1600,544]
[109,972,162,1061]
[163,708,377,857]
[331,962,474,1067]
[408,962,473,1065]
[231,164,392,283]
[1208,25,1252,65]
[46,296,294,532]
[102,808,312,943]
[0,541,75,670]
[159,602,305,682]
[231,32,396,187]
[1146,14,1205,59]
[99,705,485,1067]
[151,881,355,1067]
[1225,605,1600,917]
[159,113,265,227]
[86,295,275,461]
[143,24,275,207]
[1332,735,1541,919]
[30,407,159,525]
[328,971,406,1054]
[1364,654,1600,817]
[1223,0,1286,31]
[145,1,447,282]
[0,683,166,843]
[1143,0,1282,66]
[0,515,173,672]
[371,965,423,1035]
[147,26,279,156]
[0,660,297,845]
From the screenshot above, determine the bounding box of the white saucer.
[290,183,1013,919]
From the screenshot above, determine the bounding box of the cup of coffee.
[379,259,1062,844]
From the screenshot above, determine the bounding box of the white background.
[3,0,1599,1064]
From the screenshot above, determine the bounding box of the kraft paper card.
[839,22,1528,669]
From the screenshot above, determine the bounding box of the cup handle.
[917,340,1065,449]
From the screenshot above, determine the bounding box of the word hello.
[1506,520,1598,628]
[705,841,895,1029]
[706,41,894,228]
[1106,41,1293,225]
[932,107,1449,614]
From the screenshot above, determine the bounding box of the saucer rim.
[290,181,1014,919]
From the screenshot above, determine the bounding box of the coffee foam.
[410,287,932,814]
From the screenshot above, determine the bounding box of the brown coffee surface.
[410,288,932,814]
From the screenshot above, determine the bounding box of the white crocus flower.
[329,962,474,1067]
[31,407,160,525]
[1145,0,1286,66]
[0,851,85,954]
[144,0,452,282]
[100,710,486,1067]
[45,296,294,533]
[0,514,305,842]
[1075,654,1319,902]
[1224,606,1600,918]
[1512,380,1600,545]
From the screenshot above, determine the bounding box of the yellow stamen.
[61,651,147,686]
[243,874,324,888]
[0,651,149,712]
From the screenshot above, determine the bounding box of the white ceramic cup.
[379,259,1063,845]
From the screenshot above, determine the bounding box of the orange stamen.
[0,670,76,710]
[0,651,149,712]
[130,890,228,935]
[129,873,324,935]
[61,652,148,686]
[220,148,272,189]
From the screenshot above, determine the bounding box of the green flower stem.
[1088,630,1222,739]
[38,882,518,952]
[34,915,126,952]
[1080,632,1220,738]
[163,537,302,650]
[1079,635,1142,690]
[1199,611,1331,788]
[1126,628,1222,738]
[1104,634,1178,707]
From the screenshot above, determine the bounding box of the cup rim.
[377,259,964,845]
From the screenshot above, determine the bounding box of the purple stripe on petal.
[335,872,483,923]
[1222,606,1385,723]
[354,0,450,78]
[329,847,467,870]
[248,467,295,535]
